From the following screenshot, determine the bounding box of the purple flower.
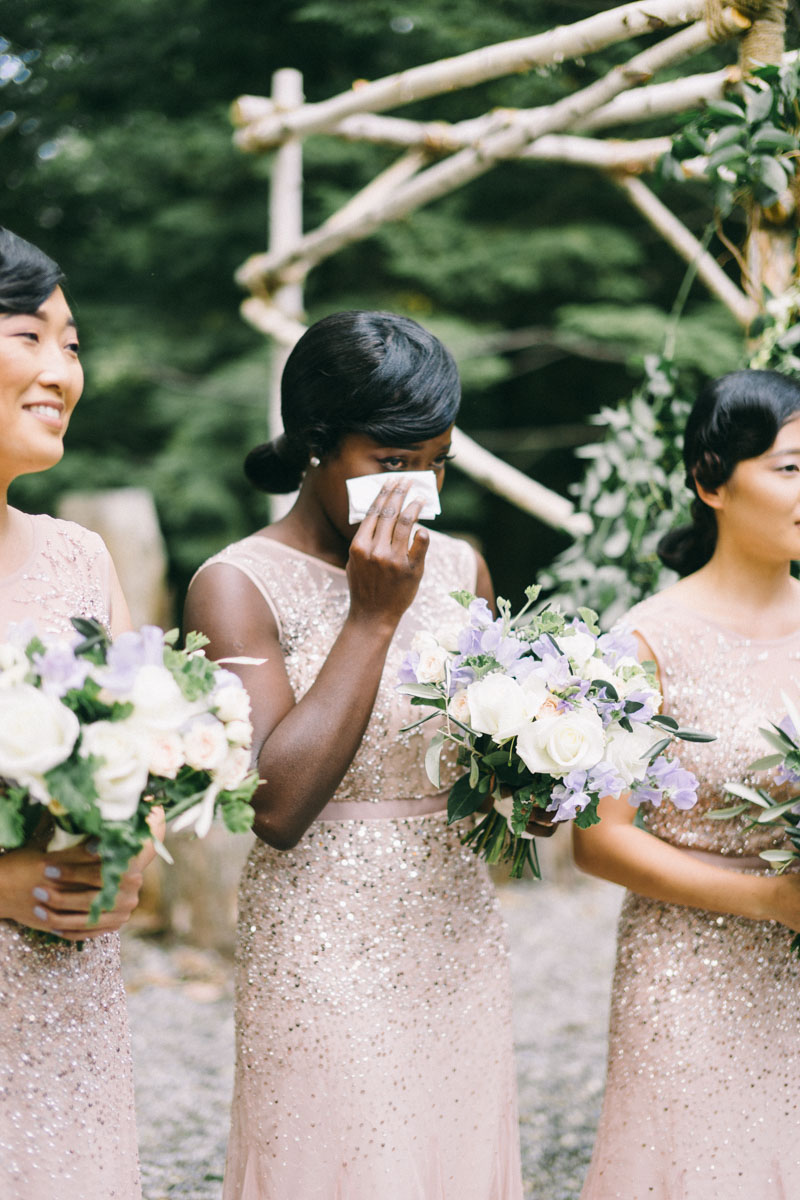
[97,624,166,693]
[630,755,698,810]
[598,625,638,667]
[548,773,592,822]
[398,651,421,685]
[779,713,798,743]
[587,760,626,799]
[623,688,658,723]
[33,642,91,697]
[468,597,494,628]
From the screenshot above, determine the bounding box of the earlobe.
[694,477,724,511]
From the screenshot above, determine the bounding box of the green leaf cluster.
[662,62,800,213]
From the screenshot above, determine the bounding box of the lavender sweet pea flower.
[447,661,476,694]
[398,651,421,685]
[33,642,91,697]
[631,755,698,810]
[548,769,592,821]
[98,625,166,693]
[468,597,494,628]
[587,759,627,799]
[779,713,798,742]
[623,688,659,723]
[597,625,639,667]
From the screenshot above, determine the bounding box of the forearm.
[573,821,778,923]
[252,614,396,847]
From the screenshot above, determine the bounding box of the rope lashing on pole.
[704,0,787,65]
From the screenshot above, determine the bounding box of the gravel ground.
[123,874,623,1200]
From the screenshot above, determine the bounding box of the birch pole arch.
[230,0,791,531]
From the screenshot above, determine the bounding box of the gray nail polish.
[33,887,49,902]
[33,906,48,921]
[43,866,61,880]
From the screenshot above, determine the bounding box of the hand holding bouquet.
[399,587,708,878]
[0,618,259,923]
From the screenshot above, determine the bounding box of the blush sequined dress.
[582,592,800,1200]
[198,530,523,1200]
[0,513,141,1200]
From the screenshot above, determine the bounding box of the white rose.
[147,729,185,779]
[0,684,80,778]
[465,673,536,743]
[0,643,29,688]
[604,722,660,785]
[215,745,253,790]
[183,717,230,772]
[448,689,472,725]
[516,705,605,777]
[557,631,598,671]
[213,683,251,724]
[80,720,151,822]
[127,664,198,732]
[224,719,252,749]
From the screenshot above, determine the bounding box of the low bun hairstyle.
[245,310,461,494]
[0,227,64,314]
[658,369,800,576]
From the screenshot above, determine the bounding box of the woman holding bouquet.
[574,369,800,1198]
[0,228,147,1198]
[187,311,527,1199]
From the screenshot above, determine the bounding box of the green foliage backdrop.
[0,0,776,608]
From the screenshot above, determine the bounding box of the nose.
[37,339,81,398]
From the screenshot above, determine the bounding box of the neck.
[269,486,351,568]
[695,541,796,622]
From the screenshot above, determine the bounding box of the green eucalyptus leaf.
[707,802,750,820]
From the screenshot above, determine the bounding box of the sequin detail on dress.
[0,514,141,1200]
[199,530,523,1200]
[582,594,800,1199]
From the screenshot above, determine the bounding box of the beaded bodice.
[0,511,111,636]
[200,528,477,806]
[628,592,800,855]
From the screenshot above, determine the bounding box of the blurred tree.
[0,0,749,603]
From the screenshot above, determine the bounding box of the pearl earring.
[309,455,321,468]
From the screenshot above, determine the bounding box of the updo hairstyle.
[245,310,461,494]
[658,369,800,576]
[0,227,64,315]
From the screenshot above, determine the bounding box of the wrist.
[343,609,399,642]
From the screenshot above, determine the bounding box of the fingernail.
[33,906,49,922]
[86,839,100,854]
[43,866,61,880]
[32,887,49,902]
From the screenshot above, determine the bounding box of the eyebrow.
[767,448,800,457]
[28,309,78,331]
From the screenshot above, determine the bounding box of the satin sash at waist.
[316,792,449,822]
[680,846,769,872]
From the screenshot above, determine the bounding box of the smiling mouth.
[24,402,64,427]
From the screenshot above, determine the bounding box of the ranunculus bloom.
[224,719,252,749]
[410,632,449,684]
[213,683,251,724]
[216,745,252,791]
[80,720,151,821]
[557,630,598,671]
[448,689,472,725]
[147,729,185,779]
[516,704,605,777]
[466,673,537,742]
[0,684,80,778]
[183,717,229,772]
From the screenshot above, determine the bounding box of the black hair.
[244,310,461,493]
[658,369,800,576]
[0,227,64,314]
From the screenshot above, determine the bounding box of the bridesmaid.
[186,311,531,1199]
[574,369,800,1198]
[0,227,149,1198]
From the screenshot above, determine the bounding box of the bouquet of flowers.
[0,617,259,923]
[712,690,800,953]
[398,587,708,878]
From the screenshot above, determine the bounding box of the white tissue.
[345,471,441,524]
